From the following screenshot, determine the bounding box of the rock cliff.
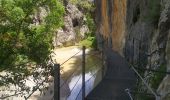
[95,0,126,54]
[53,2,89,47]
[95,0,170,99]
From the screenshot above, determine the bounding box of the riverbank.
[0,46,102,100]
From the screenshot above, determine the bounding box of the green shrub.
[69,0,78,4]
[144,0,161,24]
[69,0,94,11]
[136,95,155,100]
[150,64,166,90]
[79,36,97,48]
[69,0,97,48]
[0,0,65,75]
[85,13,96,36]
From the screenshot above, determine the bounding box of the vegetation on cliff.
[144,0,161,24]
[69,0,97,49]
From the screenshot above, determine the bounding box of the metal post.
[102,41,104,78]
[54,64,60,100]
[82,46,86,100]
[132,38,135,65]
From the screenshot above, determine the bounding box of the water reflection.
[61,58,102,100]
[0,47,102,100]
[66,73,96,100]
[55,47,102,100]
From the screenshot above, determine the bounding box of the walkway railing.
[130,65,161,100]
[75,66,103,100]
[125,37,170,100]
[0,45,104,100]
[53,46,104,100]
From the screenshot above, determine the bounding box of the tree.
[0,0,64,70]
[0,0,64,98]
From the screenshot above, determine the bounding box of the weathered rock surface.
[95,0,170,99]
[53,3,89,47]
[95,0,127,55]
[157,1,170,99]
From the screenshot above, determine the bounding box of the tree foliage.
[0,0,64,98]
[143,0,161,24]
[0,0,65,71]
[69,0,97,48]
[69,0,95,12]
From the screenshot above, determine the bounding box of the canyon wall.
[53,2,89,47]
[95,0,170,99]
[95,0,126,55]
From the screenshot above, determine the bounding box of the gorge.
[94,0,170,99]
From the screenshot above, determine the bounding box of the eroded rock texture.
[95,0,170,99]
[53,3,89,47]
[95,0,126,54]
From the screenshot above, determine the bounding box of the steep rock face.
[95,0,126,54]
[95,0,170,99]
[53,3,89,47]
[157,1,170,99]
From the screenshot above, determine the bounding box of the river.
[0,46,103,100]
[53,46,103,100]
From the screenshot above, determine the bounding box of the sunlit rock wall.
[95,0,170,99]
[53,2,89,47]
[95,0,127,54]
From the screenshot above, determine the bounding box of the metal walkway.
[86,48,137,100]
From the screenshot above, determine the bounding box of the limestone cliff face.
[95,0,170,99]
[53,2,89,47]
[95,0,127,54]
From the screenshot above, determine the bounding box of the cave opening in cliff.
[72,18,79,27]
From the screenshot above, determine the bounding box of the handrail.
[86,67,102,83]
[1,46,104,100]
[74,66,102,100]
[130,90,156,96]
[130,65,161,100]
[60,63,82,88]
[60,50,81,66]
[75,68,102,100]
[75,88,82,100]
[133,66,170,74]
[67,75,82,98]
[60,49,102,88]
